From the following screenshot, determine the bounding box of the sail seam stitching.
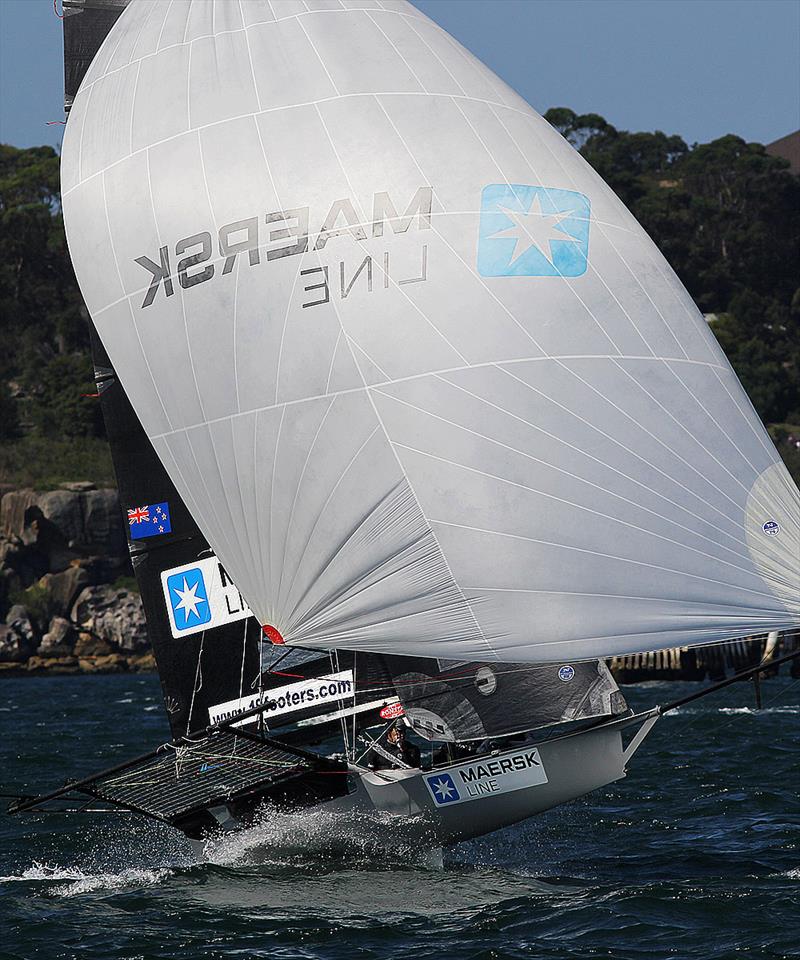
[486,364,750,541]
[307,103,496,659]
[391,437,765,582]
[145,355,732,441]
[611,360,770,516]
[380,379,752,557]
[428,520,783,605]
[99,142,174,436]
[63,95,645,202]
[450,97,624,357]
[370,96,549,360]
[275,397,337,612]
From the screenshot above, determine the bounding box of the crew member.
[369,721,421,770]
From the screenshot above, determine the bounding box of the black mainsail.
[90,327,263,738]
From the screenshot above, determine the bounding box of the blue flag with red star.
[127,501,172,540]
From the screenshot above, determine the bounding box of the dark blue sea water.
[1,673,798,960]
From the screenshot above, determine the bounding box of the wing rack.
[8,727,349,837]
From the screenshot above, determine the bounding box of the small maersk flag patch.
[424,746,548,807]
[477,184,591,278]
[127,501,172,540]
[161,555,252,638]
[425,772,461,805]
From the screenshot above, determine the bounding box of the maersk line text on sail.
[134,187,432,310]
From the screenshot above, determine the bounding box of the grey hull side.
[339,722,628,846]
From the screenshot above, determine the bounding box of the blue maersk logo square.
[166,566,211,632]
[477,184,591,277]
[426,772,460,805]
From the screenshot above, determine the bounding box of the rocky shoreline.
[0,483,155,677]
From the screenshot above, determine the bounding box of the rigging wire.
[257,623,268,737]
[331,648,350,759]
[351,653,358,762]
[233,618,249,757]
[184,630,206,736]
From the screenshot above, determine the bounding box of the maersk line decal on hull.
[208,671,355,728]
[425,747,548,806]
[161,555,252,638]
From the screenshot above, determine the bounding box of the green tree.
[0,381,20,441]
[28,353,104,440]
[0,145,87,384]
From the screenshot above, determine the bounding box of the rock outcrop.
[0,484,155,676]
[71,585,149,653]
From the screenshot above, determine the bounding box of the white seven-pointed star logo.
[173,577,206,621]
[488,193,582,267]
[431,777,456,802]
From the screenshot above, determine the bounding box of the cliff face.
[0,483,154,676]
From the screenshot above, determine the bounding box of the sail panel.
[62,0,800,663]
[387,657,627,743]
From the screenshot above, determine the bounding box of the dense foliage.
[0,145,110,486]
[0,123,798,483]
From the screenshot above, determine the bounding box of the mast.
[90,327,262,737]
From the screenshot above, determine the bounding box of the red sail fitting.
[262,624,285,645]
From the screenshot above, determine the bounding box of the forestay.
[61,0,800,662]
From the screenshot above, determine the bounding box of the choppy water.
[1,674,799,960]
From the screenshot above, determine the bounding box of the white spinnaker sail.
[61,0,799,662]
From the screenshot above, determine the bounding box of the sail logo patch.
[165,567,211,631]
[477,185,590,277]
[161,555,252,638]
[424,747,548,806]
[127,501,172,540]
[425,773,461,805]
[558,664,575,682]
[762,520,780,536]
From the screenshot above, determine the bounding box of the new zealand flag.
[127,501,172,540]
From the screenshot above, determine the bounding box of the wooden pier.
[609,631,800,683]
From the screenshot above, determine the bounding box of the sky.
[0,0,798,153]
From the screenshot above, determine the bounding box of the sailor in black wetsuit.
[369,721,421,770]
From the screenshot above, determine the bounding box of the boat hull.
[346,722,626,845]
[193,721,629,856]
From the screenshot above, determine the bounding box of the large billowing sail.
[61,0,799,663]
